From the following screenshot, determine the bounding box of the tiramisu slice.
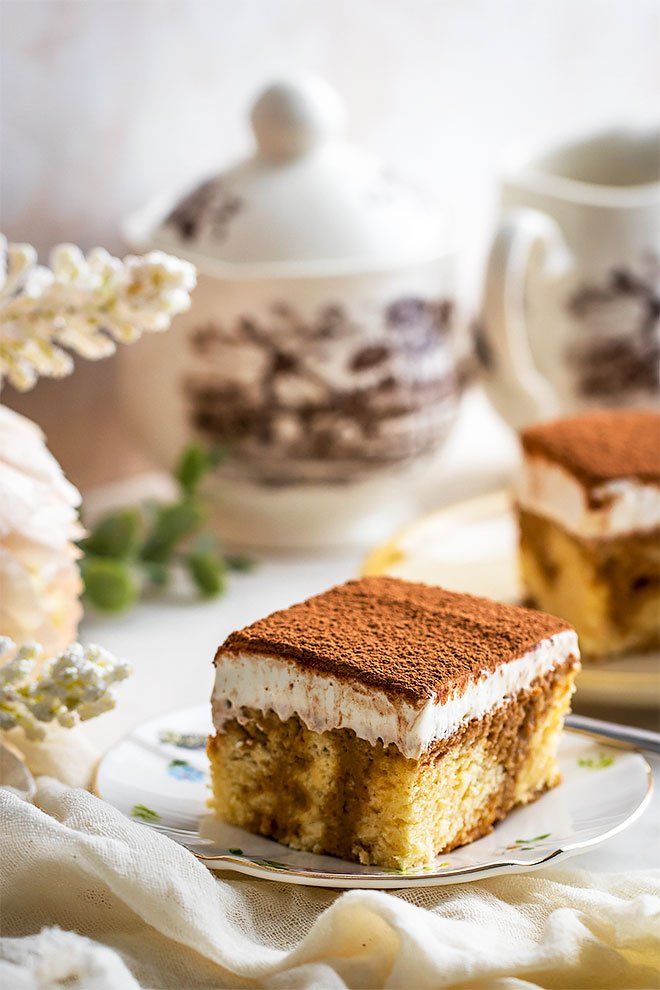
[208,576,579,870]
[518,410,660,660]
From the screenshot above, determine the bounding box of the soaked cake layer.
[207,657,578,870]
[519,508,660,659]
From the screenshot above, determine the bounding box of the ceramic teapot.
[121,77,460,548]
[479,125,660,430]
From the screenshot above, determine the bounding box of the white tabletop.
[80,389,659,875]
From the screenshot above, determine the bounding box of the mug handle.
[480,207,572,429]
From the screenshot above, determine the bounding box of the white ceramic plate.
[95,703,652,889]
[363,491,660,709]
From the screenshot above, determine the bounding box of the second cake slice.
[208,576,579,870]
[517,409,660,659]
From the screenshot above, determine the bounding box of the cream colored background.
[3,0,659,261]
[2,0,659,484]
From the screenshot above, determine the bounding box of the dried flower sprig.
[0,234,196,391]
[0,637,131,740]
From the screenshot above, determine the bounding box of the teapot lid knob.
[251,76,346,161]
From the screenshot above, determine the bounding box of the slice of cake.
[517,409,660,660]
[208,576,579,870]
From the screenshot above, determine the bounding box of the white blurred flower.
[0,235,196,391]
[0,404,83,656]
[0,636,130,740]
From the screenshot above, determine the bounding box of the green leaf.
[141,500,204,563]
[515,833,551,844]
[186,551,226,598]
[175,444,212,495]
[81,509,142,559]
[225,554,255,573]
[81,557,139,613]
[175,443,227,494]
[578,754,614,770]
[142,561,170,588]
[193,532,218,555]
[131,804,160,822]
[228,848,244,856]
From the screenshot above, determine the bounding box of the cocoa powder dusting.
[521,409,660,493]
[216,576,571,702]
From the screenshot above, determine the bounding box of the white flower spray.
[0,234,197,659]
[0,236,191,741]
[0,235,196,391]
[0,636,131,740]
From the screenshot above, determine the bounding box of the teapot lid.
[134,77,445,274]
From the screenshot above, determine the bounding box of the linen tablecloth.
[2,776,659,990]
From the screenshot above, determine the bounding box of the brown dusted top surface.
[216,576,572,702]
[521,410,660,490]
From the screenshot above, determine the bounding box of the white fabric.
[1,778,659,990]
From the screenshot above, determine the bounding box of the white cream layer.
[211,629,578,759]
[517,456,660,538]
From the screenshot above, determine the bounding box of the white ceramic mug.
[479,126,660,429]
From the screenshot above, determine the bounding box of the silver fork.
[566,714,660,753]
